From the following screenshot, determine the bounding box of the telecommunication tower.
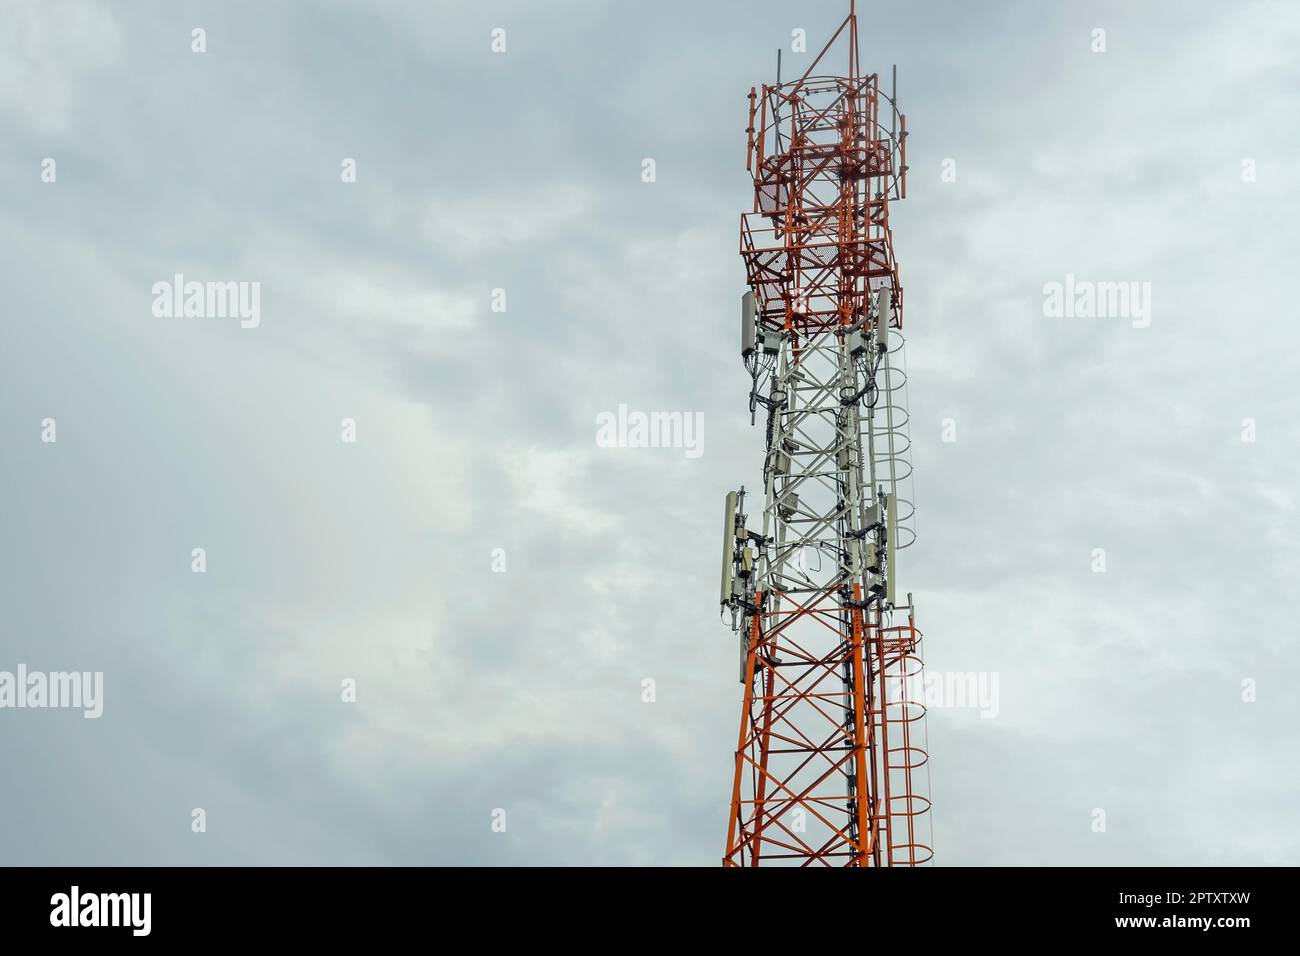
[720,2,933,866]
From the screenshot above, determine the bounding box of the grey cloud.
[1,0,1296,865]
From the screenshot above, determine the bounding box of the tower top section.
[741,6,908,337]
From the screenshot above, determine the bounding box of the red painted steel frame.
[724,3,930,868]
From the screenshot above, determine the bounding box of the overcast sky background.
[1,0,1297,865]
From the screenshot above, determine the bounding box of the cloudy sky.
[1,0,1296,865]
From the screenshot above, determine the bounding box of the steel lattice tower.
[720,2,933,867]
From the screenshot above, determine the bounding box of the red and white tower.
[720,2,933,866]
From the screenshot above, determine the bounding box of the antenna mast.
[722,3,931,866]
